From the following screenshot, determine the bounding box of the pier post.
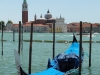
[18,21,21,54]
[13,30,15,41]
[52,20,55,59]
[28,22,33,74]
[89,24,92,67]
[79,21,82,75]
[1,21,3,55]
[21,23,23,51]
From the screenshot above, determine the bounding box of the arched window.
[25,6,27,8]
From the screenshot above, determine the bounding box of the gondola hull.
[14,35,84,75]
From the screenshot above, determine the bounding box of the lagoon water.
[0,33,100,75]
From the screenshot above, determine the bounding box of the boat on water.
[0,30,13,33]
[14,34,84,75]
[76,31,95,37]
[4,30,13,32]
[94,32,99,34]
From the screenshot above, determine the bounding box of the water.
[0,33,100,75]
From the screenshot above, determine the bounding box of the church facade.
[6,0,67,33]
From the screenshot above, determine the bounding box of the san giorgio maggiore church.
[6,0,67,33]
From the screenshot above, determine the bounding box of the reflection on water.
[88,67,92,75]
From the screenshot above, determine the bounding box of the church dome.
[44,10,52,19]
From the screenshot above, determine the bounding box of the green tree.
[7,20,13,24]
[0,21,5,30]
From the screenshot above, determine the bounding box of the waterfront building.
[67,22,100,33]
[6,22,13,31]
[22,0,28,24]
[6,0,67,33]
[23,22,49,33]
[55,15,67,33]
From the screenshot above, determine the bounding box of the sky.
[0,0,100,24]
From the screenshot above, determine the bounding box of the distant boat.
[3,30,13,33]
[76,31,94,36]
[94,32,99,34]
[87,34,96,37]
[76,33,89,35]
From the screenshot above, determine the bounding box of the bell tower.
[22,0,28,24]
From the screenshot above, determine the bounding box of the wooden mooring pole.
[21,24,23,51]
[79,21,82,75]
[52,20,55,59]
[89,24,92,67]
[18,21,21,54]
[13,30,15,41]
[28,22,33,74]
[1,22,3,55]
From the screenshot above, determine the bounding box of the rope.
[64,69,79,75]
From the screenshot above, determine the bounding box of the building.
[6,0,67,33]
[67,22,100,33]
[6,23,13,31]
[22,0,28,24]
[55,15,67,33]
[23,22,49,33]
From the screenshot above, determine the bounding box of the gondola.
[14,34,84,75]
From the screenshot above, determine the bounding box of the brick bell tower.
[22,0,28,24]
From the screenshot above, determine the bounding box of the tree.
[7,20,13,24]
[0,21,5,30]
